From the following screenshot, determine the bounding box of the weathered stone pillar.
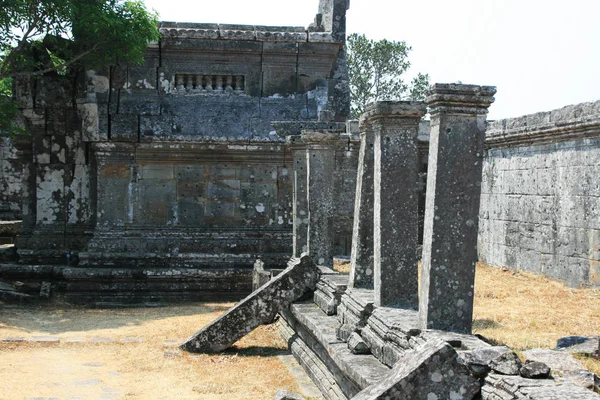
[348,118,375,289]
[419,83,496,333]
[370,102,426,308]
[288,137,309,257]
[303,131,338,267]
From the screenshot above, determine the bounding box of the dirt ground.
[1,262,599,399]
[0,302,303,400]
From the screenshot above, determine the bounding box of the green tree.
[0,0,159,135]
[346,33,430,118]
[0,0,160,79]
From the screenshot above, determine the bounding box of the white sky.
[144,0,600,120]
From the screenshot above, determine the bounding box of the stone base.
[0,221,21,245]
[79,228,292,269]
[279,302,391,400]
[16,228,92,264]
[0,263,252,304]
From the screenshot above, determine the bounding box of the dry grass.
[1,262,599,398]
[333,260,351,274]
[473,263,600,375]
[0,302,301,399]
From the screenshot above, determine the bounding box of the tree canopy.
[0,0,160,80]
[346,33,430,118]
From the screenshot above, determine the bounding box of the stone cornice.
[360,101,427,124]
[485,99,600,148]
[427,83,496,115]
[159,22,340,44]
[91,141,291,164]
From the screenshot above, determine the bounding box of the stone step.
[78,251,290,268]
[280,300,391,400]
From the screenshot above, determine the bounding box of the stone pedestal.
[370,101,426,308]
[348,121,375,289]
[288,137,309,257]
[419,83,496,333]
[303,131,339,267]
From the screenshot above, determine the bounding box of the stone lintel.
[427,83,496,115]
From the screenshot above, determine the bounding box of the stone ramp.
[180,254,319,353]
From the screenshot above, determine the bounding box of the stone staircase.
[278,270,600,400]
[278,269,485,399]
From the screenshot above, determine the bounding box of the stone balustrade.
[173,74,245,93]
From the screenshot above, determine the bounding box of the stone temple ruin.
[1,0,600,399]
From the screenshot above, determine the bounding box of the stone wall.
[479,100,600,287]
[0,137,22,220]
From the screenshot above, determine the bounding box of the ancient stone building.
[2,0,599,297]
[6,0,358,299]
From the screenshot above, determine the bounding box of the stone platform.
[279,272,600,400]
[0,263,252,304]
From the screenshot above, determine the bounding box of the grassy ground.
[0,302,301,399]
[473,263,600,375]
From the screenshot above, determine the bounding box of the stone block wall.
[479,100,600,287]
[0,137,22,220]
[14,73,94,263]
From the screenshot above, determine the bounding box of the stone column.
[303,131,339,267]
[348,118,375,289]
[419,83,496,333]
[369,101,426,309]
[287,136,309,257]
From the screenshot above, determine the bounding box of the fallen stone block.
[520,360,551,379]
[523,348,586,373]
[351,340,480,400]
[523,348,599,391]
[489,351,522,375]
[348,332,370,355]
[336,323,355,342]
[458,346,513,378]
[39,281,51,298]
[0,280,33,302]
[557,335,600,358]
[482,373,600,400]
[181,255,320,353]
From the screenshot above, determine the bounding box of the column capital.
[427,83,496,116]
[360,101,427,125]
